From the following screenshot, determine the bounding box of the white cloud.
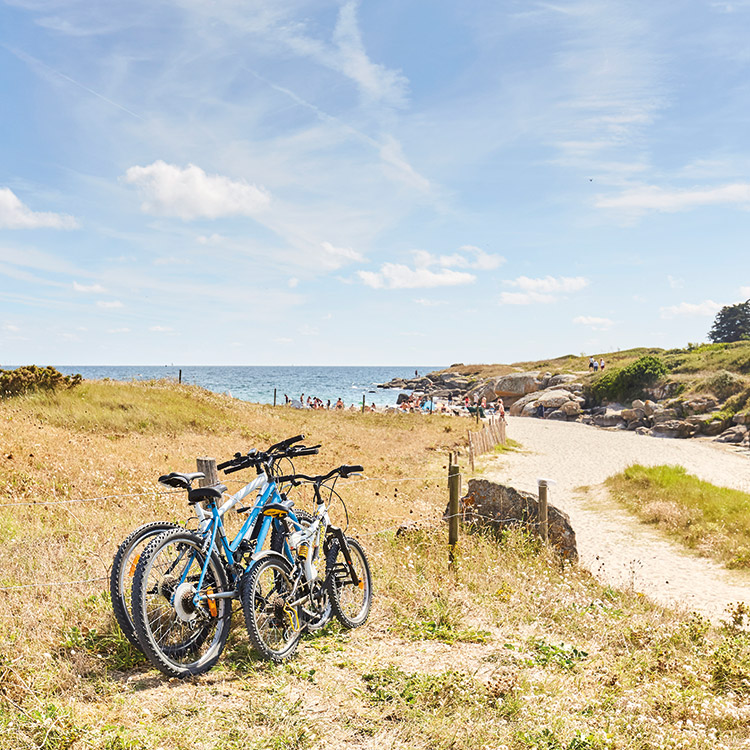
[123,161,270,220]
[667,275,684,289]
[107,328,130,334]
[149,326,173,332]
[0,188,78,230]
[574,315,614,330]
[97,300,123,309]
[3,323,20,332]
[288,277,299,288]
[320,241,364,269]
[299,324,319,336]
[360,264,474,289]
[275,337,293,344]
[597,183,750,213]
[660,300,723,318]
[197,233,226,245]
[740,286,750,298]
[500,276,589,305]
[414,298,447,307]
[439,245,505,271]
[73,281,106,293]
[153,256,191,266]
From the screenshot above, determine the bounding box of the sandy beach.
[484,416,750,621]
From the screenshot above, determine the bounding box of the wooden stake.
[448,453,460,569]
[196,457,219,488]
[537,479,549,543]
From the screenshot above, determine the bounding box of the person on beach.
[326,399,331,410]
[599,357,605,371]
[589,357,595,371]
[335,397,344,410]
[593,359,599,372]
[498,399,505,419]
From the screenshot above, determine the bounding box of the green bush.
[0,365,82,399]
[704,370,746,401]
[589,355,668,403]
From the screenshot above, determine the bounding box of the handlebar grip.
[269,434,305,452]
[223,464,245,474]
[293,446,319,456]
[340,464,364,477]
[217,452,243,471]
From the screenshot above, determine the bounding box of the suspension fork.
[328,526,360,587]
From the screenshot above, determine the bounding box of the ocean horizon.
[45,365,443,407]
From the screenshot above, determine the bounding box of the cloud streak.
[660,300,723,318]
[597,183,750,213]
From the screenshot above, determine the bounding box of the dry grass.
[2,382,750,749]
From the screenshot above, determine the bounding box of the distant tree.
[708,300,750,343]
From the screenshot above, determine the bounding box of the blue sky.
[1,0,748,366]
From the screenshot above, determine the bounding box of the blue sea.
[50,365,441,407]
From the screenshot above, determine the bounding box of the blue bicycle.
[129,436,322,677]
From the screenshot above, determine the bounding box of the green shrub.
[704,370,747,401]
[0,365,81,399]
[589,355,668,403]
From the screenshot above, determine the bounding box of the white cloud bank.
[597,183,750,214]
[0,188,78,229]
[500,276,589,305]
[73,281,106,293]
[358,246,501,290]
[660,300,723,318]
[123,161,270,220]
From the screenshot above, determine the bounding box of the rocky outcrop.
[449,478,577,562]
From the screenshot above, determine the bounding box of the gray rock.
[509,391,542,416]
[493,371,545,400]
[450,478,577,562]
[632,399,646,410]
[734,413,749,425]
[635,426,650,436]
[621,407,646,422]
[560,400,581,417]
[547,409,568,420]
[651,419,694,439]
[537,389,575,409]
[547,373,578,387]
[652,408,679,424]
[521,401,540,417]
[682,395,719,415]
[715,425,749,443]
[592,410,626,428]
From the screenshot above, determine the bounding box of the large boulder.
[437,373,472,390]
[537,389,575,409]
[714,425,748,443]
[493,371,545,402]
[509,391,542,416]
[560,400,581,417]
[547,373,579,388]
[450,478,577,562]
[651,420,695,439]
[592,409,626,428]
[685,414,733,436]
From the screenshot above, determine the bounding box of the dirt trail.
[484,417,750,621]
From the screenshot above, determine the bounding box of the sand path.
[484,417,750,621]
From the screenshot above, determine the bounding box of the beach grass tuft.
[606,464,750,568]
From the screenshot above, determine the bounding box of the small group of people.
[588,356,605,372]
[283,393,377,412]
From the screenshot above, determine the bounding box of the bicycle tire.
[110,521,181,649]
[325,536,372,629]
[240,555,302,662]
[132,529,231,677]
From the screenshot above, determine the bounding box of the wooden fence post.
[178,369,182,384]
[537,479,549,543]
[468,432,474,472]
[362,394,366,413]
[448,453,460,569]
[273,388,277,407]
[197,457,219,488]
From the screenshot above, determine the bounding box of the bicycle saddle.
[187,484,228,505]
[158,472,205,490]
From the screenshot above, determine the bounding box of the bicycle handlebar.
[275,464,364,485]
[268,433,305,452]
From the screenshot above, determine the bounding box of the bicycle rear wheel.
[325,537,372,629]
[110,521,181,649]
[132,529,231,677]
[241,555,302,662]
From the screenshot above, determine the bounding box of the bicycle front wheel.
[325,537,372,629]
[241,555,302,662]
[132,529,231,677]
[110,521,181,649]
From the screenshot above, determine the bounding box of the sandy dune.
[484,417,750,621]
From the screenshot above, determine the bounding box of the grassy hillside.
[2,381,750,749]
[440,341,750,380]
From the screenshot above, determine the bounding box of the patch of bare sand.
[484,417,750,621]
